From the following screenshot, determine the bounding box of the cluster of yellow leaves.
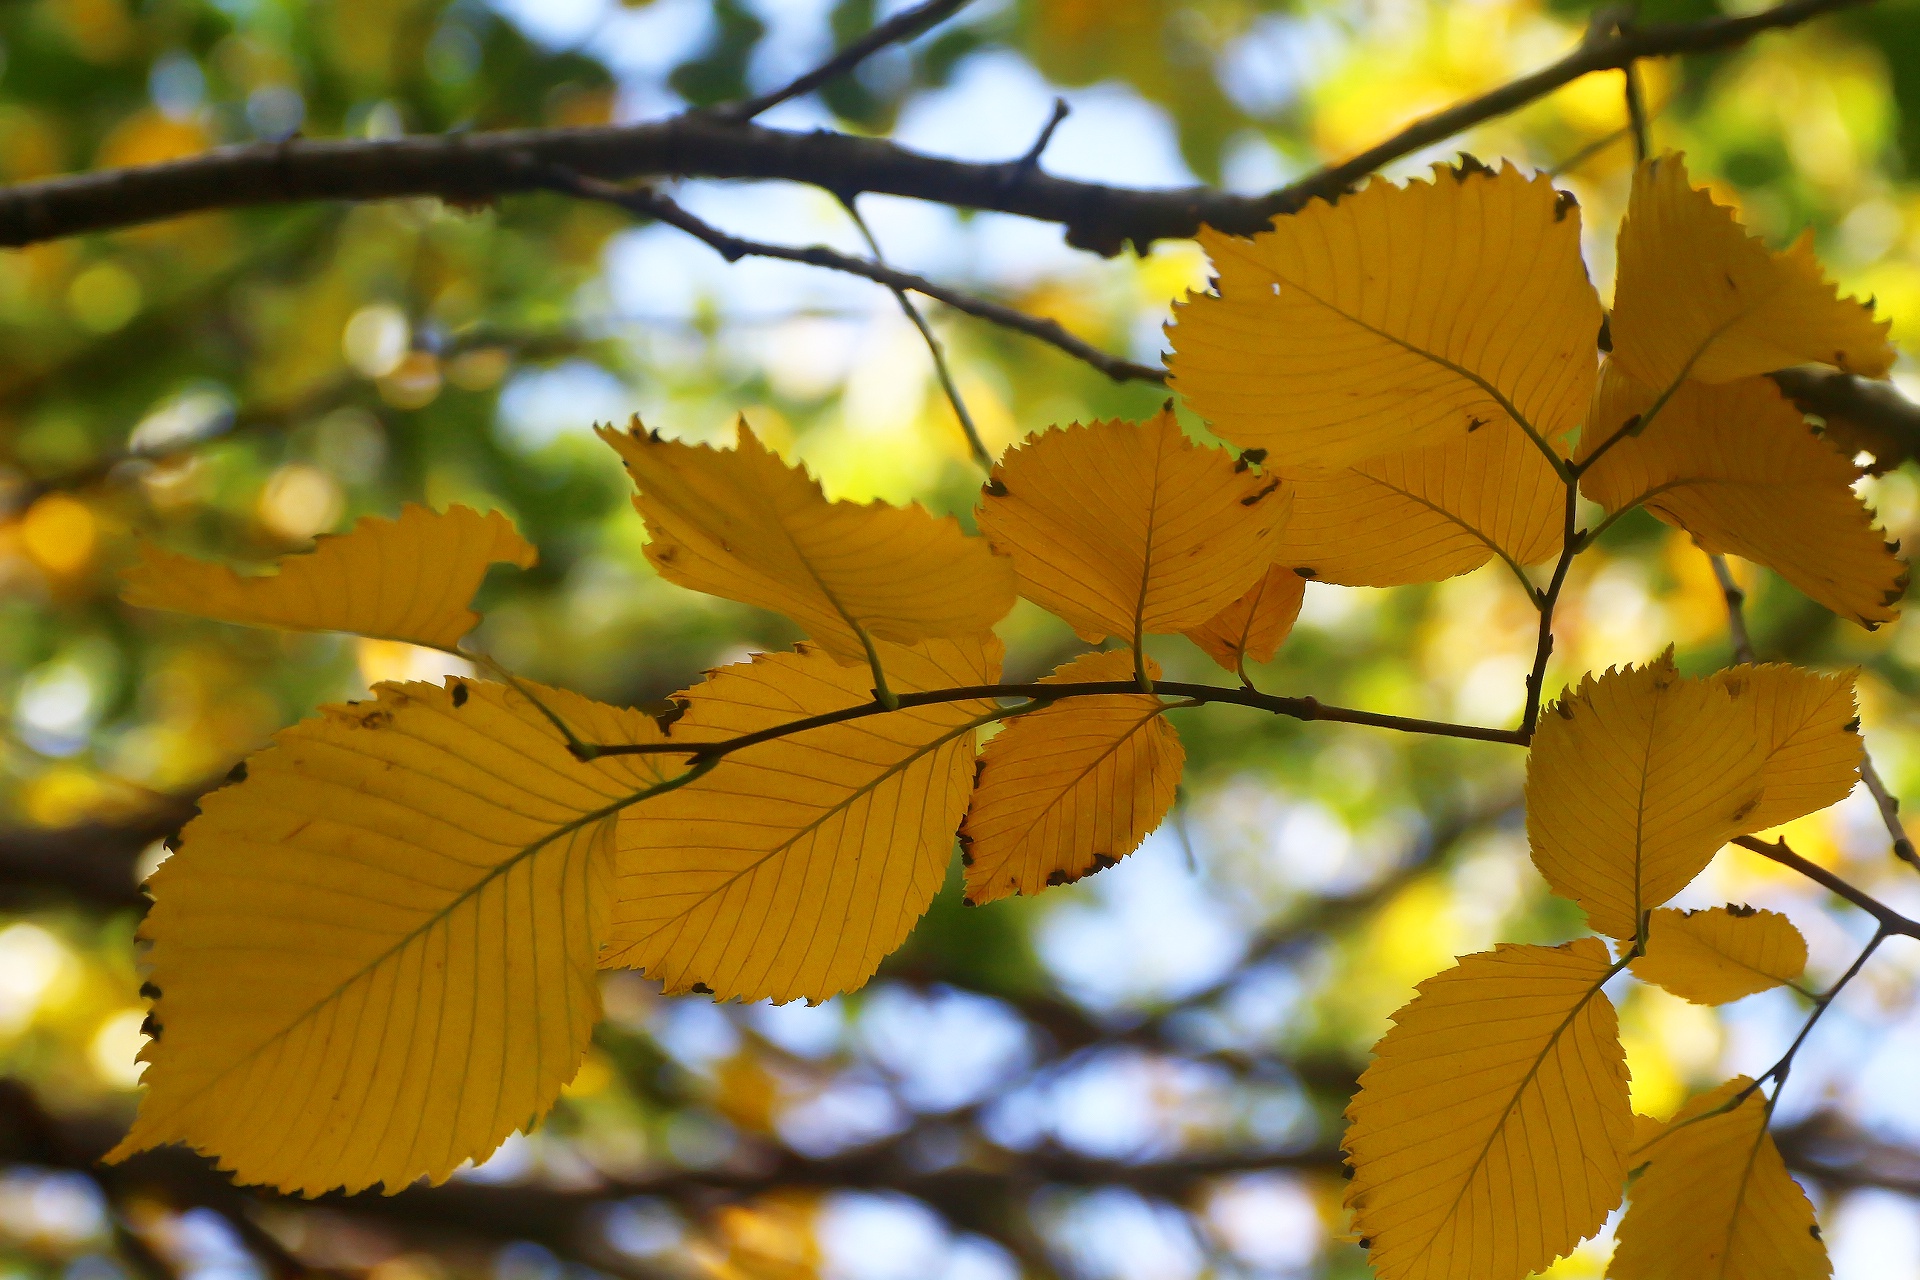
[1340,654,1857,1278]
[108,148,1902,1280]
[110,402,1301,1193]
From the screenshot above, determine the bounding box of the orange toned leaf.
[960,649,1182,905]
[600,419,1015,665]
[603,636,1000,1004]
[1526,654,1764,939]
[1715,664,1862,832]
[1630,906,1807,1005]
[1610,153,1892,392]
[1272,416,1565,586]
[1610,1078,1829,1279]
[974,407,1290,644]
[1183,564,1307,671]
[121,504,535,651]
[1580,365,1905,628]
[1169,160,1601,467]
[107,679,675,1195]
[1343,939,1631,1280]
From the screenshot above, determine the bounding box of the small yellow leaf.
[1527,655,1764,939]
[1183,564,1306,671]
[960,650,1182,904]
[1609,1078,1829,1280]
[1610,153,1892,392]
[974,408,1290,644]
[600,418,1015,665]
[1169,159,1601,467]
[121,504,535,651]
[108,678,675,1195]
[1630,907,1807,1005]
[1579,366,1905,628]
[1343,939,1631,1280]
[1271,416,1565,586]
[1715,664,1862,832]
[603,636,1000,1004]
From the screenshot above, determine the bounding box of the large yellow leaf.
[121,504,535,651]
[599,419,1015,665]
[1272,417,1565,586]
[974,409,1289,644]
[1715,664,1861,832]
[603,636,999,1004]
[1579,366,1904,628]
[960,650,1182,904]
[1168,159,1601,467]
[1611,1078,1829,1280]
[108,678,677,1195]
[1526,655,1764,940]
[1610,153,1892,393]
[1343,939,1631,1280]
[1183,564,1306,672]
[1630,907,1807,1006]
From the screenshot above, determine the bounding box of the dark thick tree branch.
[0,798,194,910]
[0,0,1869,254]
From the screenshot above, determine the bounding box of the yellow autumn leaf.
[1715,664,1862,832]
[960,649,1182,904]
[1343,939,1632,1280]
[974,408,1290,644]
[1526,655,1764,940]
[603,636,999,1004]
[1271,416,1564,587]
[1610,153,1892,394]
[1183,564,1306,672]
[1610,1078,1829,1280]
[1579,366,1905,628]
[1629,907,1807,1005]
[108,678,678,1195]
[599,418,1015,666]
[121,503,535,651]
[1168,159,1601,467]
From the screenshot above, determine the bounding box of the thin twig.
[542,167,1165,383]
[1860,752,1920,871]
[1520,480,1582,737]
[1732,834,1920,938]
[573,676,1528,765]
[838,193,995,469]
[1710,553,1757,663]
[1623,56,1652,161]
[1744,927,1887,1107]
[1009,97,1071,185]
[714,0,972,123]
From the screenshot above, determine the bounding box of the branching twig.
[0,0,1870,253]
[1733,834,1920,938]
[1860,752,1920,871]
[714,0,972,123]
[1520,480,1582,737]
[1710,553,1757,663]
[541,167,1166,382]
[839,193,995,469]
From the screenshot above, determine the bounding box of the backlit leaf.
[1629,907,1807,1005]
[602,636,1000,1004]
[960,649,1182,904]
[1527,655,1764,939]
[1579,366,1905,628]
[121,504,535,651]
[1715,664,1862,831]
[1343,939,1631,1280]
[974,408,1290,644]
[1183,564,1306,671]
[108,678,677,1195]
[1610,153,1892,393]
[1169,159,1601,467]
[1610,1078,1829,1279]
[1270,416,1564,586]
[599,418,1015,665]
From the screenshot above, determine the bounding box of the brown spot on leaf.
[450,680,468,707]
[1240,479,1281,506]
[1553,189,1578,221]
